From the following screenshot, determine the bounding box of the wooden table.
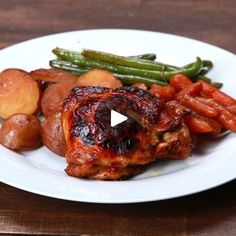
[0,1,235,235]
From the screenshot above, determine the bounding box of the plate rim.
[0,28,235,204]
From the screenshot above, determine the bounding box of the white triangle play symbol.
[111,110,128,127]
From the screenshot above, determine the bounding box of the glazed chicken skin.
[62,86,193,180]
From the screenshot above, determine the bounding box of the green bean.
[129,53,157,61]
[184,59,213,76]
[82,49,181,71]
[53,47,178,72]
[211,82,223,89]
[112,74,168,87]
[195,75,212,83]
[52,48,202,82]
[50,59,168,87]
[199,61,213,75]
[49,59,90,75]
[194,75,223,89]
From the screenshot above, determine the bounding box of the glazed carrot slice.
[184,115,213,133]
[218,110,236,132]
[226,105,236,114]
[177,82,202,97]
[170,74,193,92]
[177,94,218,118]
[149,84,176,101]
[201,82,236,107]
[197,97,236,132]
[207,118,222,134]
[184,114,222,134]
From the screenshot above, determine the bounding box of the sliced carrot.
[207,118,222,134]
[197,97,236,132]
[149,84,176,101]
[177,82,202,97]
[30,68,78,83]
[170,74,193,92]
[184,114,213,133]
[226,105,236,114]
[0,69,41,119]
[201,82,236,107]
[177,94,218,118]
[184,114,221,134]
[218,110,236,132]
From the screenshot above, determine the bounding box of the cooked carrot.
[76,69,122,89]
[149,84,176,101]
[177,94,218,118]
[41,82,76,117]
[170,74,193,92]
[30,68,78,83]
[177,82,202,97]
[184,114,213,133]
[201,82,236,106]
[0,69,41,119]
[197,97,236,132]
[208,118,222,134]
[226,105,236,114]
[217,110,236,132]
[184,114,221,134]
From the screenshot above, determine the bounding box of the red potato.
[0,114,41,151]
[30,68,78,84]
[77,69,122,89]
[41,112,66,156]
[0,69,41,119]
[41,82,76,117]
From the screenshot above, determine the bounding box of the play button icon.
[111,110,128,127]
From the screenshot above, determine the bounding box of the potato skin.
[0,113,42,150]
[30,68,78,84]
[41,112,66,156]
[77,69,122,89]
[0,69,41,119]
[41,82,75,117]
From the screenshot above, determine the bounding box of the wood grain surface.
[0,0,235,235]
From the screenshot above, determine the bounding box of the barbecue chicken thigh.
[62,86,193,180]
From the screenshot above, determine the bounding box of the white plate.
[0,29,235,203]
